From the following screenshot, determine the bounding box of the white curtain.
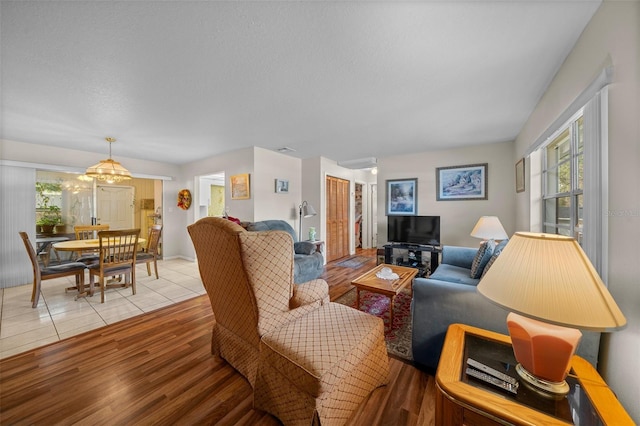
[0,164,37,288]
[582,87,609,280]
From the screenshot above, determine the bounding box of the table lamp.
[298,201,317,241]
[470,216,508,241]
[477,232,626,396]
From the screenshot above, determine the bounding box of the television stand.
[383,243,441,276]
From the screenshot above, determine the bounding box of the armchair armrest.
[291,279,329,308]
[259,280,329,335]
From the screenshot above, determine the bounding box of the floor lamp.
[298,201,317,241]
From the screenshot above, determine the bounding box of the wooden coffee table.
[351,264,418,326]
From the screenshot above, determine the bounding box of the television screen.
[387,215,440,246]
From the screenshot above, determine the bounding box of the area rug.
[334,255,374,269]
[334,288,412,361]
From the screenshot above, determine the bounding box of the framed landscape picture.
[436,163,488,201]
[230,173,250,200]
[386,178,417,215]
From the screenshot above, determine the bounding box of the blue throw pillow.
[470,239,495,279]
[480,238,509,278]
[495,238,509,254]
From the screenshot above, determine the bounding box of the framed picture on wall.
[386,178,418,215]
[230,173,250,200]
[436,163,488,201]
[275,179,289,193]
[515,158,525,193]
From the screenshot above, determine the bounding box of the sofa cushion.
[481,238,509,278]
[294,241,316,255]
[470,239,495,278]
[430,264,480,286]
[481,253,499,278]
[244,220,298,242]
[259,302,386,397]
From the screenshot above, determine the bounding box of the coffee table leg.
[356,288,361,311]
[389,295,395,327]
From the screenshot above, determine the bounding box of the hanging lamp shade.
[85,137,132,183]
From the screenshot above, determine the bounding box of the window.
[542,115,584,243]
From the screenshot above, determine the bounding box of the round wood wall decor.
[177,189,192,210]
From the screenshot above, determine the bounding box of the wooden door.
[326,175,350,262]
[96,185,135,230]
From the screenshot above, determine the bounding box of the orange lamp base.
[507,312,582,396]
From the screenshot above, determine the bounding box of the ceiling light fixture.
[337,157,377,170]
[85,137,132,183]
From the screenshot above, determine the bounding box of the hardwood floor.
[0,249,436,425]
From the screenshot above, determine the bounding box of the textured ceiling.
[1,1,601,165]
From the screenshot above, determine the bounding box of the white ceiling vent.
[276,147,296,153]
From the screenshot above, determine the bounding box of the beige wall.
[513,2,640,421]
[253,147,302,226]
[378,140,516,248]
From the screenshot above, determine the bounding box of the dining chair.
[19,232,87,308]
[73,224,110,263]
[136,224,162,279]
[87,229,140,303]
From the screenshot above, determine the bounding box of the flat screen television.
[387,215,440,246]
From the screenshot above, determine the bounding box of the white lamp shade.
[302,202,316,218]
[470,216,508,240]
[477,232,626,331]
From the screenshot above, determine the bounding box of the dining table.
[52,238,146,253]
[53,237,147,300]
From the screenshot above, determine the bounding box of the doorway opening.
[197,172,225,222]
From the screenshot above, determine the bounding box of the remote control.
[467,358,518,386]
[466,367,519,394]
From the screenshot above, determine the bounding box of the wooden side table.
[351,264,417,327]
[436,323,634,426]
[306,239,324,254]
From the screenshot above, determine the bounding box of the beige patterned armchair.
[188,217,389,425]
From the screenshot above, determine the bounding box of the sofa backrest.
[244,220,297,242]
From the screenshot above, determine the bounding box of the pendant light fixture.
[85,137,132,183]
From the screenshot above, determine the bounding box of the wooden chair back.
[19,232,86,308]
[136,225,162,279]
[74,224,110,259]
[89,229,140,303]
[74,224,110,240]
[144,225,162,255]
[97,229,139,273]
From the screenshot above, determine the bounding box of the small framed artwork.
[386,178,418,215]
[230,173,250,200]
[515,158,525,193]
[275,179,289,193]
[436,163,488,201]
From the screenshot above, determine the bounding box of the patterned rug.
[334,256,374,269]
[334,288,412,361]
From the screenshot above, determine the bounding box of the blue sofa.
[242,220,324,284]
[411,245,601,372]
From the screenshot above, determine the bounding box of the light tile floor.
[0,258,204,359]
